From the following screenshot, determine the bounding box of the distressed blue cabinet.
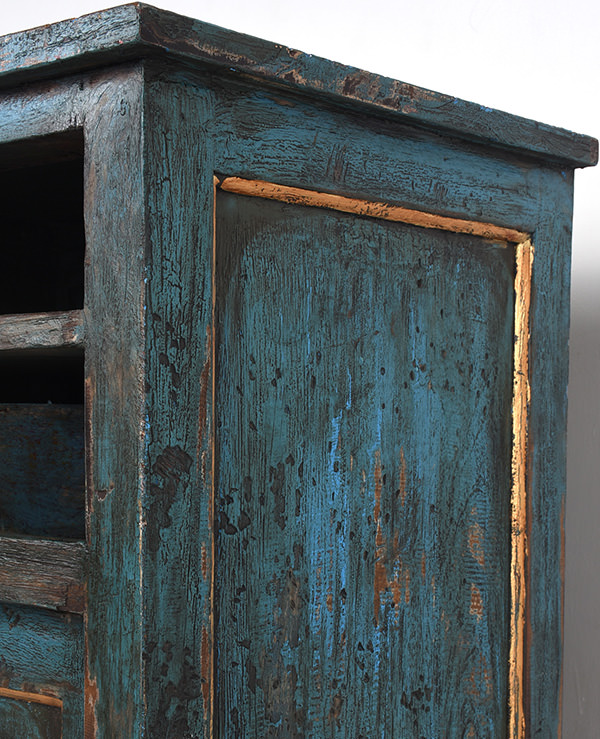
[0,5,596,737]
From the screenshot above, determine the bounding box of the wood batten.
[217,176,530,244]
[509,238,533,739]
[0,687,63,708]
[0,310,84,352]
[0,537,86,614]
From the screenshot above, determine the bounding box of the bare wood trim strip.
[217,176,529,244]
[0,686,63,708]
[509,239,533,739]
[0,537,86,614]
[0,309,84,351]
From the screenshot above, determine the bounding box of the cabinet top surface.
[0,2,597,168]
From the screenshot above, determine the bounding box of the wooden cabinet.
[0,5,596,737]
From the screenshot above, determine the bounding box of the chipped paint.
[200,543,208,581]
[508,238,533,739]
[399,446,407,507]
[84,639,99,739]
[196,325,211,468]
[219,176,529,244]
[468,517,486,568]
[372,450,410,621]
[200,626,210,711]
[470,584,484,621]
[467,653,492,699]
[0,687,62,708]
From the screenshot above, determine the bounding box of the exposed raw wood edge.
[0,309,84,351]
[508,239,533,739]
[217,176,529,244]
[0,536,86,614]
[0,686,62,708]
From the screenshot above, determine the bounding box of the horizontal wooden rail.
[0,687,62,708]
[217,176,530,244]
[0,309,84,352]
[0,537,86,613]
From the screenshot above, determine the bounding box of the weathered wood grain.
[0,693,62,738]
[214,191,514,736]
[0,604,84,737]
[0,404,84,539]
[140,5,597,167]
[0,78,86,146]
[0,7,586,735]
[525,169,575,738]
[83,64,146,737]
[0,537,85,613]
[0,311,84,352]
[142,72,216,738]
[0,5,596,167]
[0,4,142,87]
[205,71,556,233]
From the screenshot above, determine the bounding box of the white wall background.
[1,1,598,735]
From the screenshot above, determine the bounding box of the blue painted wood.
[0,5,596,167]
[0,696,61,739]
[214,192,514,736]
[525,168,575,737]
[0,405,84,539]
[83,64,146,737]
[0,7,594,737]
[142,75,215,736]
[0,604,83,736]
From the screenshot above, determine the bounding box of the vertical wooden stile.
[509,239,534,739]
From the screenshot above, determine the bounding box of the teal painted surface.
[0,604,83,736]
[0,696,61,739]
[0,405,84,539]
[142,76,215,737]
[210,79,540,231]
[526,168,575,737]
[0,5,596,167]
[215,192,514,736]
[83,65,146,737]
[0,9,589,733]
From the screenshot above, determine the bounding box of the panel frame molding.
[0,687,63,708]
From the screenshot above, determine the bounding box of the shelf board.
[0,536,86,613]
[0,310,84,352]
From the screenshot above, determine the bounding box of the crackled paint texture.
[0,4,587,732]
[214,192,514,736]
[0,604,83,735]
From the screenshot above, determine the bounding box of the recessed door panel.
[215,190,515,736]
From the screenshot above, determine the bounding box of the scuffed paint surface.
[214,192,514,736]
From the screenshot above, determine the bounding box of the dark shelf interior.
[0,129,85,315]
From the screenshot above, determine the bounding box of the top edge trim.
[0,3,597,168]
